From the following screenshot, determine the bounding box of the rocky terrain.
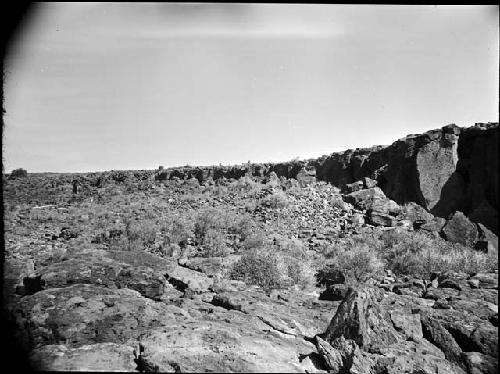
[2,122,498,373]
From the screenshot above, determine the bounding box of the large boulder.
[323,287,401,352]
[442,211,478,246]
[20,256,170,301]
[312,123,498,234]
[344,187,401,215]
[400,202,435,224]
[11,284,190,351]
[318,287,466,374]
[418,217,447,234]
[415,129,464,214]
[367,211,397,227]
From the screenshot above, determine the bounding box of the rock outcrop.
[314,280,498,374]
[152,122,498,234]
[312,122,498,233]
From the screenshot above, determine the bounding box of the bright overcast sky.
[3,4,499,173]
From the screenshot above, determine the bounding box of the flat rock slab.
[136,320,317,373]
[29,343,137,372]
[164,262,217,294]
[12,284,191,350]
[24,255,171,301]
[210,289,336,338]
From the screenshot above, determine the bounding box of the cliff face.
[156,122,498,233]
[311,122,498,233]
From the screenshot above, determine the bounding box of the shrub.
[382,231,498,278]
[110,170,130,183]
[280,254,315,289]
[198,228,229,257]
[274,237,307,259]
[228,213,255,241]
[194,208,228,241]
[159,215,194,247]
[124,218,158,251]
[318,243,384,285]
[231,176,262,196]
[9,168,28,179]
[157,214,194,256]
[241,230,268,251]
[260,190,289,209]
[229,249,282,291]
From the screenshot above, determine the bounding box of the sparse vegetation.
[9,168,28,179]
[229,248,283,291]
[260,190,289,209]
[317,228,498,285]
[318,242,384,285]
[379,229,498,277]
[124,218,158,251]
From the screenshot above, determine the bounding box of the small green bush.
[228,213,255,241]
[319,243,384,285]
[260,190,289,209]
[280,254,314,289]
[9,168,28,179]
[274,237,307,259]
[229,249,282,291]
[241,230,268,251]
[159,215,194,246]
[231,176,262,196]
[194,208,228,241]
[382,231,498,277]
[125,219,158,251]
[198,228,229,257]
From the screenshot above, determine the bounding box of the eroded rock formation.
[154,122,498,233]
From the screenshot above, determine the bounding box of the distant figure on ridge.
[72,179,80,194]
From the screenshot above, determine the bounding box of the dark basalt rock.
[154,123,499,235]
[442,211,479,246]
[323,287,401,353]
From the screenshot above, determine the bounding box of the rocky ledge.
[153,122,498,235]
[4,245,498,373]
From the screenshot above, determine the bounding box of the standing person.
[72,178,79,194]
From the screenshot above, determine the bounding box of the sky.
[3,3,499,173]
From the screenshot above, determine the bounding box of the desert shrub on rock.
[198,228,229,257]
[279,254,315,289]
[110,170,130,183]
[231,236,313,290]
[229,248,283,291]
[274,236,308,259]
[241,230,268,251]
[124,218,158,251]
[231,176,262,196]
[158,214,194,256]
[228,213,256,241]
[9,168,28,179]
[194,208,229,241]
[318,241,384,285]
[260,190,289,209]
[159,215,193,246]
[380,229,498,277]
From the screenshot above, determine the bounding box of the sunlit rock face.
[311,122,498,233]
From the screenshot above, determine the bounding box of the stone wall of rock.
[154,122,498,233]
[311,122,498,233]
